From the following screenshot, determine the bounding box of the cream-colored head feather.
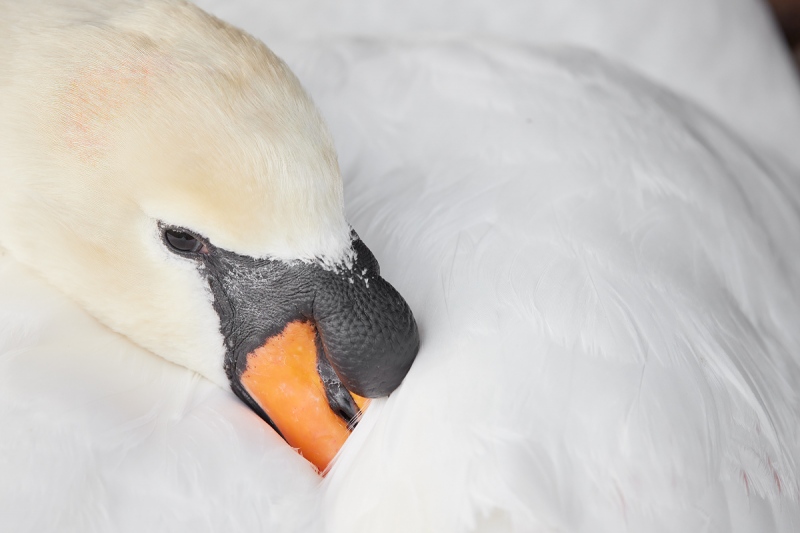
[0,0,351,386]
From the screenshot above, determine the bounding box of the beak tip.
[342,321,420,399]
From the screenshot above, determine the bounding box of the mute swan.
[2,1,800,532]
[0,0,418,475]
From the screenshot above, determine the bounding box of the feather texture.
[287,40,800,532]
[195,0,800,172]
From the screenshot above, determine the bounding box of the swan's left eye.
[164,229,208,254]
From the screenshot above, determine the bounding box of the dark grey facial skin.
[162,226,420,433]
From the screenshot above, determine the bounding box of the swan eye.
[164,229,207,254]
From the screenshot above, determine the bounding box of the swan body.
[0,249,321,532]
[194,0,800,171]
[2,1,800,532]
[299,41,800,532]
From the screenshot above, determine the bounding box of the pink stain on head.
[60,56,161,165]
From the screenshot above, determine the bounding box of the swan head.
[0,1,418,471]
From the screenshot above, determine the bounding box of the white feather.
[0,256,321,532]
[194,0,800,172]
[294,40,800,532]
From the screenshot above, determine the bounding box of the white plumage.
[0,252,320,531]
[2,1,800,532]
[195,0,800,171]
[304,41,800,532]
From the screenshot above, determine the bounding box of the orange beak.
[239,320,369,472]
